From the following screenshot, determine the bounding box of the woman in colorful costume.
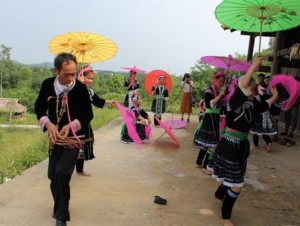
[270,75,300,138]
[124,70,140,108]
[151,75,169,126]
[76,66,114,176]
[121,93,152,143]
[194,72,226,172]
[207,56,278,226]
[250,84,277,152]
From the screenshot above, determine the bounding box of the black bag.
[189,95,195,105]
[189,87,195,105]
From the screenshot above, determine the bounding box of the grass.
[0,102,197,184]
[0,127,48,184]
[91,106,120,129]
[0,112,38,125]
[0,107,120,185]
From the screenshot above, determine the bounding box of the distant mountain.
[28,62,53,68]
[16,61,128,75]
[13,61,53,68]
[96,70,126,75]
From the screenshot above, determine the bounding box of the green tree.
[107,74,125,94]
[0,44,12,97]
[190,61,215,99]
[31,66,53,92]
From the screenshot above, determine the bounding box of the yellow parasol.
[49,32,118,63]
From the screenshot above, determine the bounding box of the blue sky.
[0,0,269,75]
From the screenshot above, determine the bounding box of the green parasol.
[215,0,300,53]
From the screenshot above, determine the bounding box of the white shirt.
[181,81,193,93]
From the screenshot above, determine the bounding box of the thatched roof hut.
[0,98,27,117]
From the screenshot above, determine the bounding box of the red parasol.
[153,116,180,147]
[122,66,147,73]
[201,55,252,72]
[115,102,143,148]
[144,70,172,95]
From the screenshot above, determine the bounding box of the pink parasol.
[153,116,180,147]
[145,125,152,139]
[201,55,252,72]
[122,66,147,73]
[163,119,186,129]
[115,102,143,148]
[269,74,300,111]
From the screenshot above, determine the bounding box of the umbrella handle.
[258,8,264,54]
[258,21,263,54]
[151,131,167,145]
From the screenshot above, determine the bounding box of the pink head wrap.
[213,71,225,79]
[198,99,205,112]
[78,66,93,81]
[212,71,225,97]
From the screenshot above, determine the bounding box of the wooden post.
[271,31,284,76]
[247,35,255,61]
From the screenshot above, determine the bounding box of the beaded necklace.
[53,77,81,147]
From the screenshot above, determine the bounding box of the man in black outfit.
[35,53,93,226]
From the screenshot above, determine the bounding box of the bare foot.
[202,168,212,175]
[221,219,234,226]
[77,171,91,176]
[195,164,202,168]
[267,143,272,153]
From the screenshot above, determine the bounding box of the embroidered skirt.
[121,123,147,143]
[194,111,220,148]
[250,112,277,136]
[208,130,250,187]
[83,124,95,160]
[151,99,166,114]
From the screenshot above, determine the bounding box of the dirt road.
[0,113,299,226]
